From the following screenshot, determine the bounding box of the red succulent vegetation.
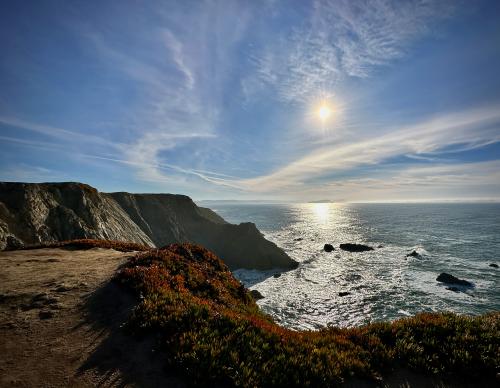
[117,243,500,386]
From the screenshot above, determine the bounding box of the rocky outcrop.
[109,192,296,269]
[436,273,473,287]
[0,182,297,270]
[250,290,264,300]
[339,243,374,252]
[324,244,334,252]
[0,182,154,249]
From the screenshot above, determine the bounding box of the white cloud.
[0,116,120,149]
[0,164,61,182]
[163,29,195,90]
[244,0,455,103]
[79,2,256,185]
[231,104,500,193]
[312,160,500,202]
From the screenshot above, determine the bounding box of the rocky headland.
[0,182,297,270]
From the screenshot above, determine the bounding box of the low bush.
[118,243,500,386]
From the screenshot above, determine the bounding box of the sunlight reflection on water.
[210,202,500,330]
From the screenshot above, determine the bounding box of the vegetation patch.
[118,243,500,386]
[20,238,150,252]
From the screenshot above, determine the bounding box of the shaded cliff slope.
[0,182,297,269]
[109,192,295,269]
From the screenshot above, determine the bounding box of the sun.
[318,104,333,121]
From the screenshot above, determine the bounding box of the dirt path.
[0,247,184,388]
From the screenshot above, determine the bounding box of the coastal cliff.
[0,182,297,270]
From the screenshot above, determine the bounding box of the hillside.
[0,182,297,270]
[2,241,496,387]
[118,243,499,387]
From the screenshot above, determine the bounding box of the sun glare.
[308,96,340,128]
[312,202,330,222]
[318,105,332,120]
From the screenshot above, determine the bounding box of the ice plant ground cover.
[116,242,500,387]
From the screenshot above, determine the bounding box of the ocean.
[200,202,500,330]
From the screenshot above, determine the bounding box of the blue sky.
[1,0,500,201]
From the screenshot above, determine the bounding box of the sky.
[1,0,500,202]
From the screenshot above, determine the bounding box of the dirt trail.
[0,247,184,387]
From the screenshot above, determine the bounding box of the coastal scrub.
[117,243,500,386]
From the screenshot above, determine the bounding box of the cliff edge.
[0,182,297,270]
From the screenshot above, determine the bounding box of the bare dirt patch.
[0,247,184,387]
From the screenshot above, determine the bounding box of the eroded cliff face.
[0,183,155,249]
[0,182,297,270]
[109,192,295,269]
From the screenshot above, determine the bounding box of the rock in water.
[490,263,499,268]
[250,290,264,300]
[324,244,334,252]
[338,292,351,297]
[0,182,298,270]
[273,273,281,278]
[406,250,421,258]
[436,273,473,287]
[339,243,374,252]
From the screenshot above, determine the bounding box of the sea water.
[200,202,500,330]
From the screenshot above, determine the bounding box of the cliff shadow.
[76,279,186,387]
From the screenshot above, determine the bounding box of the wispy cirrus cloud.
[3,0,498,202]
[228,104,500,193]
[0,164,61,182]
[0,116,120,149]
[308,159,500,202]
[245,0,455,103]
[73,1,256,185]
[64,0,464,191]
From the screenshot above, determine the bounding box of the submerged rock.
[250,290,264,300]
[446,286,460,293]
[324,244,334,252]
[436,272,473,287]
[490,263,499,268]
[342,273,363,282]
[339,243,374,252]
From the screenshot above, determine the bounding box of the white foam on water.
[220,203,500,329]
